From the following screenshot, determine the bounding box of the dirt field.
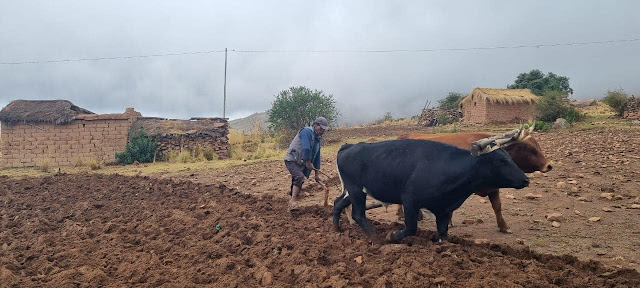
[1,125,640,287]
[1,173,639,287]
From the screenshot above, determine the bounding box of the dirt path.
[1,174,638,287]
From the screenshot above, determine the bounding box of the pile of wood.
[624,96,640,119]
[418,108,462,126]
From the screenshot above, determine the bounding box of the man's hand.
[305,160,314,170]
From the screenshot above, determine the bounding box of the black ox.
[332,134,529,243]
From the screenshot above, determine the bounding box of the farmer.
[284,116,328,211]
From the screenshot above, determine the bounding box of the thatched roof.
[132,117,228,136]
[459,88,539,107]
[0,100,94,125]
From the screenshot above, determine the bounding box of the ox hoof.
[499,228,512,234]
[332,224,342,233]
[385,231,400,243]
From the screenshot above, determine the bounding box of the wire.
[0,50,226,65]
[233,38,640,53]
[2,37,639,65]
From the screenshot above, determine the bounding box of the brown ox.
[396,126,551,233]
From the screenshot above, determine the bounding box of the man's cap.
[314,117,328,130]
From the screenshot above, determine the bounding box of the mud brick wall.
[484,103,536,123]
[624,96,640,119]
[461,100,488,123]
[461,100,535,123]
[0,119,134,168]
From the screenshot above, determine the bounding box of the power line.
[233,38,640,53]
[0,49,226,65]
[1,37,639,65]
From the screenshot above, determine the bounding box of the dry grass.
[86,159,104,170]
[460,88,539,106]
[37,160,51,173]
[228,128,282,161]
[578,100,616,117]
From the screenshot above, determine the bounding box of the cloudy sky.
[1,1,639,125]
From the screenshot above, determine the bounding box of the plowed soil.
[1,172,639,287]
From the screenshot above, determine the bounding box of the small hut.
[131,117,229,159]
[0,100,140,168]
[459,88,539,123]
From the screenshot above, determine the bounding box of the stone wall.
[624,96,640,119]
[154,133,229,159]
[131,117,230,160]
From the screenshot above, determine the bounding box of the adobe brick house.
[0,100,140,168]
[0,100,231,168]
[459,88,539,123]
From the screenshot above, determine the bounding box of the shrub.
[536,91,583,123]
[602,89,629,116]
[533,121,552,132]
[115,128,157,165]
[437,92,464,110]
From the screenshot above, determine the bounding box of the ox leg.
[488,190,511,233]
[388,201,418,243]
[332,195,351,232]
[435,213,450,242]
[396,204,404,220]
[348,187,379,243]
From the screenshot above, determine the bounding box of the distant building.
[459,88,539,123]
[0,100,139,167]
[0,99,229,168]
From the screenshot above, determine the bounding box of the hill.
[228,112,269,133]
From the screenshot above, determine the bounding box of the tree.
[268,86,339,133]
[437,92,464,110]
[602,89,629,116]
[508,69,573,96]
[536,90,582,123]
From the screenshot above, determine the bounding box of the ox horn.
[495,137,513,146]
[529,120,536,133]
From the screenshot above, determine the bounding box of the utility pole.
[223,48,228,118]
